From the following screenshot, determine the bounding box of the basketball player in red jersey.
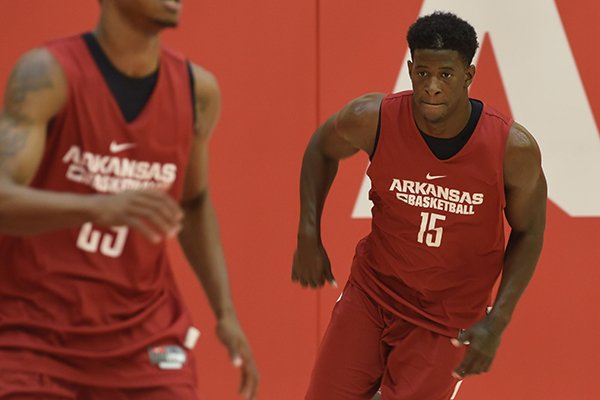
[0,0,258,399]
[293,12,546,400]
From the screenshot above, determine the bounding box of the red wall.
[1,1,599,399]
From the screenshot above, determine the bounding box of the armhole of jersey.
[187,61,197,132]
[369,104,382,161]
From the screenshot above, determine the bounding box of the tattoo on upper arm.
[0,114,30,168]
[0,54,54,168]
[5,56,53,114]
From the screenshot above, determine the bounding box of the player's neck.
[415,99,472,139]
[94,14,161,78]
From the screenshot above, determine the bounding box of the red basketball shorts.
[0,370,199,400]
[306,280,465,400]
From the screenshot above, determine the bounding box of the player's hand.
[292,238,337,288]
[451,317,503,379]
[216,314,259,400]
[91,189,183,243]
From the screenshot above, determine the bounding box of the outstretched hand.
[292,241,337,288]
[451,317,503,379]
[216,315,259,400]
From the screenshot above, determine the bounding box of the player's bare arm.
[292,93,384,288]
[453,122,547,378]
[177,63,258,400]
[0,49,183,241]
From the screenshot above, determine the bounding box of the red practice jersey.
[0,36,196,387]
[351,91,512,337]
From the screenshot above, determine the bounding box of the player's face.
[116,0,183,29]
[408,49,474,125]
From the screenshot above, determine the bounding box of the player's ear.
[465,64,476,88]
[407,60,414,76]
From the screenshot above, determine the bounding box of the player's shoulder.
[478,101,513,128]
[44,34,85,51]
[160,45,187,62]
[9,46,67,94]
[14,47,62,73]
[188,63,218,89]
[186,63,221,138]
[506,122,539,154]
[3,45,68,121]
[42,34,89,71]
[503,121,541,181]
[187,62,220,101]
[379,90,413,113]
[337,92,384,131]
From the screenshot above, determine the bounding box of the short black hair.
[407,11,479,65]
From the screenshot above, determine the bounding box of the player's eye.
[417,71,428,77]
[441,72,453,79]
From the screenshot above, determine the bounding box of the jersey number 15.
[417,212,446,248]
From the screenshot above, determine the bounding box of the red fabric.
[351,91,512,336]
[0,35,196,387]
[306,281,465,400]
[0,369,199,400]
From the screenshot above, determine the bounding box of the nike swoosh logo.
[109,141,136,153]
[426,173,447,180]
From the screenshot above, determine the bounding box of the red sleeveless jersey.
[0,35,196,386]
[350,91,512,336]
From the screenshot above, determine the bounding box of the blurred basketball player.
[0,0,258,398]
[293,12,546,400]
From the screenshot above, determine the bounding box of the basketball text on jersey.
[388,178,484,216]
[62,144,177,193]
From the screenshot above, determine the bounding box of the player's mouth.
[421,101,446,108]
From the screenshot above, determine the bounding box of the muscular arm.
[178,64,258,399]
[0,49,182,241]
[292,93,384,288]
[489,122,547,330]
[0,48,94,233]
[454,122,547,378]
[178,64,230,318]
